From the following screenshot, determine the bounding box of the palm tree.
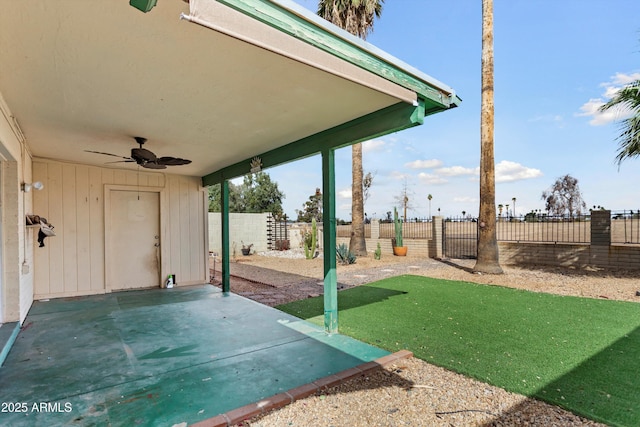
[473,0,503,274]
[598,79,640,165]
[318,0,384,257]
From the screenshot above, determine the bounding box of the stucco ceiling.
[0,0,416,178]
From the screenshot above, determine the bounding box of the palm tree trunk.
[349,142,367,256]
[474,0,502,274]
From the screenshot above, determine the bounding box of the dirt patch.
[212,251,640,304]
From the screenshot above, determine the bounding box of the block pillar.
[430,216,444,259]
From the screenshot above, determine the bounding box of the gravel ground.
[210,251,639,426]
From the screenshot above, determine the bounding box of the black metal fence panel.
[496,214,591,243]
[267,214,289,250]
[443,218,478,259]
[611,210,640,244]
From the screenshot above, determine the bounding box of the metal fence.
[266,214,290,250]
[336,224,371,238]
[379,218,433,239]
[496,214,591,243]
[611,210,640,244]
[322,211,640,246]
[443,218,477,258]
[337,219,433,239]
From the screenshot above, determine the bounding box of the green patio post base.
[221,179,230,293]
[322,148,337,334]
[323,268,338,334]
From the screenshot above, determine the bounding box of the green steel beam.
[214,0,461,109]
[322,148,338,334]
[221,180,230,293]
[203,100,425,185]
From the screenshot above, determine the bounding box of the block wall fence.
[210,211,640,271]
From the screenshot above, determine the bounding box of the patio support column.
[221,179,230,293]
[322,148,338,334]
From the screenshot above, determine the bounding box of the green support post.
[322,148,338,334]
[221,180,230,293]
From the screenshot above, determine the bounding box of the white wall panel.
[33,159,207,299]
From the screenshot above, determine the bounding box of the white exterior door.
[109,190,160,290]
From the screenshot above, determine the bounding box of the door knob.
[154,243,160,247]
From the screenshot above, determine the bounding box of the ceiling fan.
[85,137,192,169]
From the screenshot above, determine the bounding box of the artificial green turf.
[277,275,640,426]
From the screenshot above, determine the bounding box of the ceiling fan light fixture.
[85,136,192,170]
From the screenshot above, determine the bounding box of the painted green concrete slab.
[0,285,388,426]
[0,322,20,367]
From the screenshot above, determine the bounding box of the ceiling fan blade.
[157,156,192,166]
[131,147,157,162]
[85,150,131,160]
[142,162,167,170]
[104,160,136,164]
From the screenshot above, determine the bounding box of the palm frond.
[598,79,640,165]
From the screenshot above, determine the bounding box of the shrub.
[336,243,356,265]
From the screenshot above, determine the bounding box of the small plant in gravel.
[374,242,382,260]
[336,243,356,265]
[302,218,318,259]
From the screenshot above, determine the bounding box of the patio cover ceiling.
[0,0,460,182]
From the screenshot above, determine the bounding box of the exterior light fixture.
[22,181,44,192]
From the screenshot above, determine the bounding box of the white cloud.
[436,166,479,177]
[495,160,543,183]
[389,171,410,180]
[610,72,640,85]
[453,196,478,203]
[362,139,386,153]
[577,72,640,125]
[418,172,447,185]
[338,188,352,199]
[404,159,443,169]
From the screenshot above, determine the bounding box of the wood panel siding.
[33,159,207,299]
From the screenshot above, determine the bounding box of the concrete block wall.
[208,212,269,255]
[591,210,611,246]
[607,245,640,270]
[498,241,640,271]
[498,242,591,268]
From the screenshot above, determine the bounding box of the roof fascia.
[213,0,461,109]
[202,100,425,185]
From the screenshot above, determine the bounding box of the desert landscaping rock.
[210,251,637,426]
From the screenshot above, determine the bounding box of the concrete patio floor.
[0,284,390,426]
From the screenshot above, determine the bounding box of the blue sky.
[258,0,640,220]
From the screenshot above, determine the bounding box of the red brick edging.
[190,350,414,427]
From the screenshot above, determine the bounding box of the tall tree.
[541,174,587,217]
[208,171,284,215]
[473,0,503,274]
[296,188,323,223]
[241,171,285,216]
[208,181,242,212]
[318,0,384,256]
[598,79,640,165]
